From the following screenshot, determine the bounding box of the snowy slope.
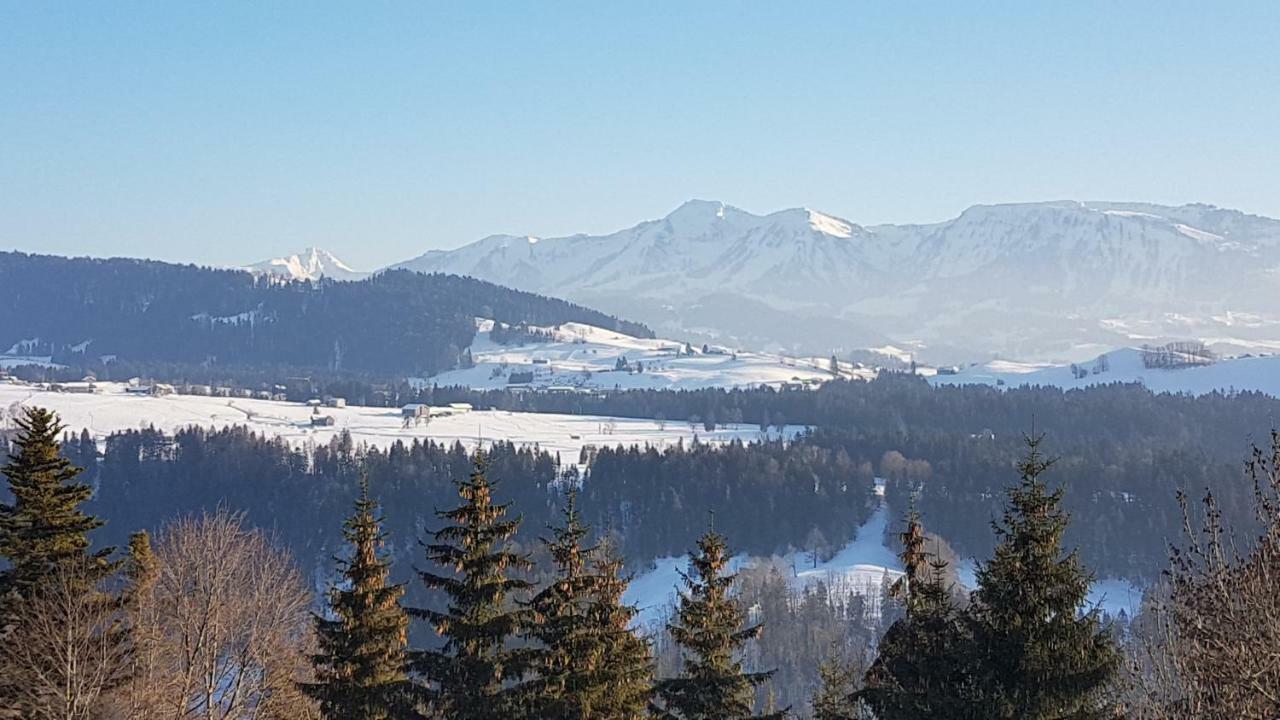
[930,347,1280,397]
[245,247,368,282]
[0,382,801,461]
[626,486,1143,629]
[426,319,872,391]
[393,200,1280,362]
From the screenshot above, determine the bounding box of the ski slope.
[930,347,1280,397]
[425,320,872,392]
[0,382,802,461]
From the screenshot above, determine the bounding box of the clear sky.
[2,2,1278,269]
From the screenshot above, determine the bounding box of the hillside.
[424,319,872,391]
[394,199,1280,362]
[930,346,1280,397]
[0,252,651,378]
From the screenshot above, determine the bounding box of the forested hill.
[0,252,652,377]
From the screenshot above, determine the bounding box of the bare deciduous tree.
[1126,431,1280,719]
[0,561,129,720]
[116,510,318,720]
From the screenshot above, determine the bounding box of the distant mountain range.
[249,200,1280,362]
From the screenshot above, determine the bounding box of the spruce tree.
[523,494,651,719]
[854,510,981,720]
[969,434,1119,719]
[651,529,784,720]
[811,656,860,720]
[0,407,113,610]
[305,475,410,720]
[408,451,533,720]
[582,543,654,720]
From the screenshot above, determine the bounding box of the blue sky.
[2,2,1277,268]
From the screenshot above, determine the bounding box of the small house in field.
[402,403,429,419]
[311,415,336,427]
[325,396,347,408]
[151,383,175,397]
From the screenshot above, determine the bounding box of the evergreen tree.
[581,543,653,720]
[811,656,860,720]
[854,510,980,719]
[305,475,410,720]
[0,407,113,610]
[651,528,785,720]
[119,531,163,720]
[408,451,533,720]
[969,434,1119,719]
[523,495,651,719]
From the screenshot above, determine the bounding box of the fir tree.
[651,528,785,720]
[523,495,651,719]
[811,656,860,720]
[408,451,533,720]
[969,434,1120,719]
[0,407,114,610]
[305,475,410,720]
[854,510,980,720]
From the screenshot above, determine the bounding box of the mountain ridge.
[384,199,1280,361]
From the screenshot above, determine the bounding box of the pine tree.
[305,475,410,720]
[522,494,651,719]
[854,510,980,719]
[408,451,533,720]
[0,407,113,611]
[651,528,785,720]
[969,434,1120,719]
[811,656,860,720]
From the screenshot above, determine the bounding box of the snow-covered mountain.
[393,200,1280,362]
[245,247,367,282]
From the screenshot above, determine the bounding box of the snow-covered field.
[931,347,1280,397]
[425,320,872,392]
[0,382,802,461]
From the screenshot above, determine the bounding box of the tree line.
[0,252,651,378]
[6,405,1280,717]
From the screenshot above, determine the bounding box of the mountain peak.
[245,247,367,282]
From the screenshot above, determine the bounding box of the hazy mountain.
[394,200,1280,361]
[245,246,368,282]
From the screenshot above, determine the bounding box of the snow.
[931,347,1280,397]
[243,247,368,282]
[391,198,1280,362]
[426,320,872,391]
[0,356,63,369]
[807,209,855,238]
[625,488,903,628]
[190,310,261,326]
[0,381,803,461]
